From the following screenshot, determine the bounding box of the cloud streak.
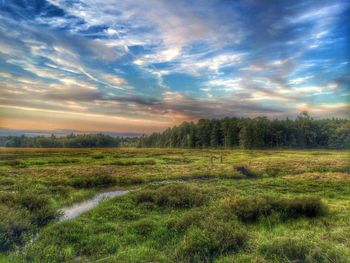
[0,0,349,132]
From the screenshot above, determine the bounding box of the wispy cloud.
[0,0,349,132]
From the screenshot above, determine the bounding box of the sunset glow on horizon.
[0,0,349,133]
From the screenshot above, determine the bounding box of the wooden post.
[220,152,223,164]
[210,153,213,165]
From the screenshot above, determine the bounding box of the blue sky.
[0,0,349,132]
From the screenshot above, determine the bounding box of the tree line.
[1,112,349,149]
[0,133,139,148]
[139,112,350,149]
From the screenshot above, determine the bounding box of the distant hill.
[0,128,143,137]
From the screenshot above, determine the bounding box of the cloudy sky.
[0,0,349,133]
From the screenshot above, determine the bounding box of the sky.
[0,0,349,133]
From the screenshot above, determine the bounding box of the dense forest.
[139,112,350,149]
[0,133,139,148]
[1,112,349,149]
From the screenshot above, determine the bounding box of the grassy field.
[0,148,349,262]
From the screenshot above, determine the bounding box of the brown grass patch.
[283,172,350,181]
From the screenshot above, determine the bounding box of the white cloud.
[288,75,313,85]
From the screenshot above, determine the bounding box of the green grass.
[0,148,349,262]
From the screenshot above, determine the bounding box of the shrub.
[135,184,209,208]
[71,174,115,188]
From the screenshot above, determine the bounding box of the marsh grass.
[135,184,209,208]
[5,159,27,168]
[259,237,350,262]
[223,195,327,222]
[109,159,156,166]
[70,174,116,188]
[0,148,349,262]
[175,221,248,263]
[0,191,59,251]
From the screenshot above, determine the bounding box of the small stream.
[58,177,214,221]
[59,190,129,221]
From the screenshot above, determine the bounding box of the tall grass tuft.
[135,184,209,208]
[70,174,115,188]
[259,237,350,262]
[224,195,327,222]
[175,220,248,262]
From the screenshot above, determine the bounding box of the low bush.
[70,174,115,188]
[225,195,327,222]
[135,184,209,208]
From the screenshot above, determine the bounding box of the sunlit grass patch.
[284,172,350,181]
[109,159,156,166]
[259,237,350,262]
[0,148,349,262]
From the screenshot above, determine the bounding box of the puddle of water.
[59,190,129,221]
